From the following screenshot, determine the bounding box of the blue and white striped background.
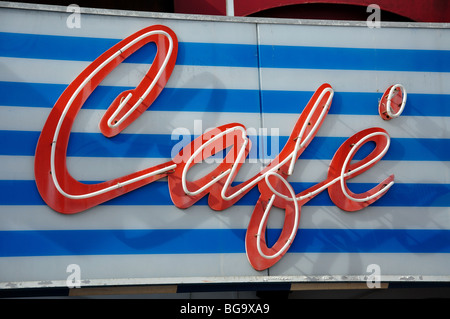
[1,5,450,288]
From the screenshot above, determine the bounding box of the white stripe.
[260,68,450,94]
[97,110,262,135]
[1,156,448,185]
[1,91,448,143]
[258,23,450,50]
[0,106,262,133]
[0,57,260,90]
[3,106,450,140]
[288,159,450,185]
[1,204,449,231]
[264,114,450,139]
[3,56,450,95]
[0,155,262,182]
[0,205,254,231]
[66,157,264,182]
[268,206,450,230]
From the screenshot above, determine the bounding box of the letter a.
[66,4,81,29]
[366,4,381,29]
[66,263,81,288]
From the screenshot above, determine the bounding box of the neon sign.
[34,25,405,271]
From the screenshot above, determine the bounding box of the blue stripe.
[1,228,449,257]
[261,90,450,117]
[1,130,449,161]
[0,229,246,256]
[1,180,449,207]
[259,44,450,72]
[0,180,258,206]
[2,32,449,72]
[0,82,261,113]
[2,81,449,117]
[0,131,261,159]
[0,32,258,67]
[270,229,450,253]
[275,135,450,162]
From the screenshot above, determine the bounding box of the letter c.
[34,25,178,214]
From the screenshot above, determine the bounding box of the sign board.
[1,3,450,289]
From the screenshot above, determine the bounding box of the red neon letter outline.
[34,25,178,213]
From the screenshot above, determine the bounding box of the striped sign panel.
[1,5,450,288]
